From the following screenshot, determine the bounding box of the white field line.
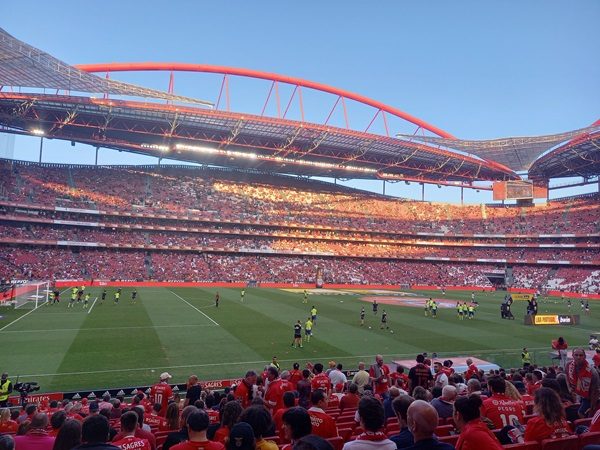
[0,288,68,331]
[168,290,219,326]
[87,297,98,314]
[17,346,553,379]
[0,323,218,334]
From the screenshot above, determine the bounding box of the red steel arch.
[76,63,456,139]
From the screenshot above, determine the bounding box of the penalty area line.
[87,297,98,314]
[168,290,219,326]
[0,287,69,332]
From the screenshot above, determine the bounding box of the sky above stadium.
[2,0,599,203]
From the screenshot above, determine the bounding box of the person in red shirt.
[113,406,157,450]
[339,383,360,413]
[113,411,152,450]
[0,407,18,433]
[464,358,479,381]
[288,363,303,390]
[593,349,600,370]
[528,370,543,396]
[310,363,331,396]
[273,392,296,442]
[234,371,257,408]
[524,388,572,442]
[389,366,409,391]
[150,372,174,416]
[369,355,391,396]
[145,402,169,430]
[307,390,338,439]
[481,376,525,429]
[566,347,600,418]
[171,410,225,450]
[264,367,293,413]
[281,407,312,450]
[453,395,503,450]
[213,401,243,444]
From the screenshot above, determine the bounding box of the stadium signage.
[527,314,579,326]
[511,293,533,301]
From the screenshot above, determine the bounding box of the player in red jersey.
[171,410,225,450]
[307,390,338,439]
[481,376,525,429]
[113,411,152,450]
[310,363,331,396]
[150,372,174,416]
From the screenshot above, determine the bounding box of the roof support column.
[38,136,44,163]
[421,182,425,201]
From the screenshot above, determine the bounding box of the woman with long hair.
[164,402,180,431]
[214,400,243,444]
[524,387,572,442]
[0,408,18,434]
[453,395,503,450]
[52,419,82,450]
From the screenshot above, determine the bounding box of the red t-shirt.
[171,440,225,450]
[213,425,230,444]
[273,407,290,442]
[465,364,478,381]
[207,409,220,425]
[234,381,253,408]
[145,413,169,431]
[113,435,152,450]
[390,372,409,390]
[521,394,534,413]
[524,416,571,442]
[308,408,338,439]
[265,378,294,412]
[339,393,360,412]
[288,370,303,389]
[481,393,525,429]
[0,420,18,433]
[455,419,503,450]
[150,382,173,416]
[311,373,331,393]
[369,364,391,395]
[593,353,600,369]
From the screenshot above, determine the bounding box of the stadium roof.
[0,28,212,107]
[0,27,597,183]
[397,124,600,172]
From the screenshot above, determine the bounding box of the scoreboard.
[493,180,548,201]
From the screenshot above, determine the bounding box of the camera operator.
[0,373,12,407]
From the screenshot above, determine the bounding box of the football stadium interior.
[0,24,599,449]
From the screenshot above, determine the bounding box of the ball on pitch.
[368,326,372,329]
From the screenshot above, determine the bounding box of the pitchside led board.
[524,314,580,326]
[493,181,548,201]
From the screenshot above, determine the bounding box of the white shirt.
[329,369,348,386]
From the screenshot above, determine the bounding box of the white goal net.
[9,281,50,309]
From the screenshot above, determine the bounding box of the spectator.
[408,355,432,394]
[214,401,243,444]
[171,410,224,450]
[453,395,503,450]
[352,363,370,394]
[481,376,525,429]
[14,412,55,450]
[164,403,181,432]
[162,406,197,450]
[342,396,395,450]
[339,383,360,413]
[430,386,456,419]
[524,387,572,442]
[112,411,151,450]
[184,375,202,407]
[74,415,118,450]
[293,436,333,450]
[239,405,277,450]
[0,408,18,434]
[112,406,156,450]
[0,435,14,450]
[308,390,338,439]
[282,407,312,450]
[227,422,256,450]
[53,419,82,450]
[405,400,453,450]
[389,395,414,449]
[369,356,391,397]
[273,392,296,442]
[296,370,312,409]
[566,347,600,418]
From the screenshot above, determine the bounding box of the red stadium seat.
[438,435,459,446]
[540,435,578,450]
[326,437,344,450]
[579,431,600,447]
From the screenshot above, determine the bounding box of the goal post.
[8,281,50,309]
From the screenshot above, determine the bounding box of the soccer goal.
[10,281,50,309]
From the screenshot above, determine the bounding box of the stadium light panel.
[31,128,45,136]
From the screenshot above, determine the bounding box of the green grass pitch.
[0,287,595,394]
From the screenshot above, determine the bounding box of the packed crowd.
[1,160,599,235]
[0,349,599,450]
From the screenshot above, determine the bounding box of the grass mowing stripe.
[0,324,218,333]
[17,345,556,379]
[168,290,219,325]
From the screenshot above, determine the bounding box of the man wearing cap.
[150,372,174,417]
[171,410,225,450]
[0,373,12,407]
